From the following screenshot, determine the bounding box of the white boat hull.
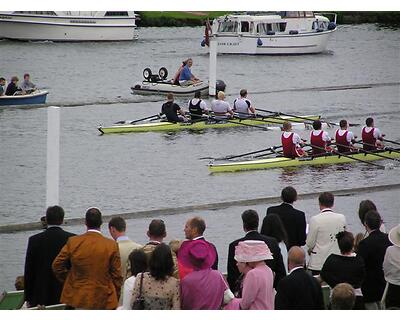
[215,30,335,55]
[0,13,138,41]
[131,81,210,96]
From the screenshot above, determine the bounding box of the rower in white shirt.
[233,89,256,118]
[211,91,234,120]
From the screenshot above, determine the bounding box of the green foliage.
[137,11,229,27]
[137,11,400,27]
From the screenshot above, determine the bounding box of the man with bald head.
[178,216,219,277]
[275,246,324,309]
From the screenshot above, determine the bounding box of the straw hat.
[234,240,273,263]
[178,239,216,270]
[388,224,400,247]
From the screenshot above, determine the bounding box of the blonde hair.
[282,121,292,131]
[217,91,225,100]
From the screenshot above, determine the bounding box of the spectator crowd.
[17,186,400,310]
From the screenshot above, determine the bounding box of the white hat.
[234,240,273,263]
[388,224,400,247]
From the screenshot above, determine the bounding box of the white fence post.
[46,106,60,208]
[208,35,217,97]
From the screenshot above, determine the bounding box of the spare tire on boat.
[158,67,168,80]
[143,68,152,80]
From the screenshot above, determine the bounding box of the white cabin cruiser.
[0,11,138,41]
[202,11,337,55]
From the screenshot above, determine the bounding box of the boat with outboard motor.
[98,114,321,134]
[208,148,400,173]
[131,67,225,97]
[0,11,138,41]
[0,90,48,106]
[202,11,337,55]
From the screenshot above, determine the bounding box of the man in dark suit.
[275,246,324,309]
[357,210,391,309]
[264,186,306,249]
[24,206,75,307]
[227,209,286,290]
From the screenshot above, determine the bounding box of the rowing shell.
[98,115,320,134]
[208,149,400,173]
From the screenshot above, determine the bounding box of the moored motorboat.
[208,149,400,173]
[98,114,320,134]
[0,11,138,41]
[0,90,48,106]
[202,11,337,55]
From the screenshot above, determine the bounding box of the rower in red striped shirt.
[309,120,332,156]
[362,117,385,151]
[281,121,306,158]
[335,119,357,153]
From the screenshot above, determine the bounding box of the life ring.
[143,68,152,80]
[158,67,168,80]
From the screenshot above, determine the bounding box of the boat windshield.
[105,11,129,16]
[218,20,239,33]
[280,11,314,18]
[256,22,286,34]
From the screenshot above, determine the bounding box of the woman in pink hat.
[225,240,275,310]
[180,240,233,309]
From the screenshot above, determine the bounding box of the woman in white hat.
[383,224,400,308]
[225,240,275,310]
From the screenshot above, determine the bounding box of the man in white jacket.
[306,192,346,275]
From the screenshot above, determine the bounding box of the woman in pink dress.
[225,240,275,310]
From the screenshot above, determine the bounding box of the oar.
[199,145,282,161]
[114,114,160,125]
[207,115,271,131]
[233,111,303,127]
[333,142,400,162]
[383,138,400,146]
[255,108,360,127]
[304,143,386,169]
[353,140,400,155]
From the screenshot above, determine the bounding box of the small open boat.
[0,90,48,106]
[208,149,400,173]
[98,114,320,134]
[131,67,226,96]
[131,80,210,96]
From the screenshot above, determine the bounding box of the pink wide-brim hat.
[388,224,400,247]
[178,239,216,270]
[234,240,273,263]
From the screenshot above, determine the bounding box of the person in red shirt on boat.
[281,121,306,158]
[335,119,357,153]
[362,117,384,151]
[309,120,332,156]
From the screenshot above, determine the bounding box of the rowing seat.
[0,290,25,310]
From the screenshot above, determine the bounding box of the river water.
[0,24,399,290]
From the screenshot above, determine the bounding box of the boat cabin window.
[218,20,239,33]
[240,21,250,32]
[305,11,314,17]
[15,11,56,15]
[105,11,129,16]
[256,22,286,34]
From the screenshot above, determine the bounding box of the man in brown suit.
[52,207,123,309]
